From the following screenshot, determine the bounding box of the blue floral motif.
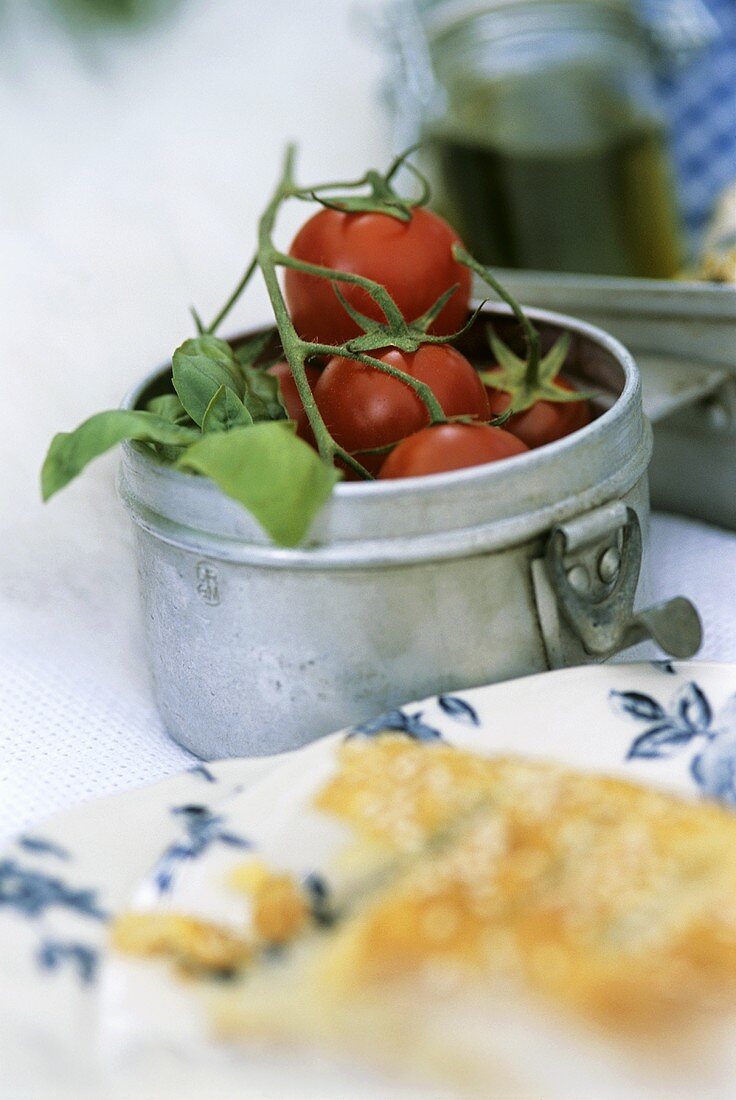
[17,836,70,860]
[613,681,736,804]
[37,940,98,985]
[154,804,251,893]
[302,872,336,928]
[348,708,443,742]
[690,730,736,803]
[0,859,107,920]
[188,764,217,783]
[0,856,107,987]
[438,694,480,727]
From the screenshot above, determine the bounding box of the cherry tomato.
[379,423,529,479]
[314,344,490,474]
[484,370,591,448]
[285,207,471,345]
[267,360,321,441]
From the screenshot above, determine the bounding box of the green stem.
[292,145,429,220]
[384,148,430,208]
[206,253,258,335]
[350,353,446,423]
[292,173,370,197]
[305,338,444,420]
[332,447,373,480]
[384,143,423,182]
[304,342,445,423]
[274,250,408,332]
[453,244,541,388]
[247,145,451,477]
[256,150,373,480]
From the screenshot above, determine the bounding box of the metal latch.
[531,503,702,669]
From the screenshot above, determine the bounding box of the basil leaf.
[177,422,339,546]
[41,410,199,501]
[156,443,190,463]
[201,384,253,432]
[234,331,274,369]
[172,335,244,427]
[145,392,192,424]
[241,363,288,421]
[232,332,287,421]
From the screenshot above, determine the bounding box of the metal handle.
[532,504,702,668]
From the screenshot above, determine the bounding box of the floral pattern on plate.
[0,843,108,983]
[0,760,267,995]
[613,678,736,804]
[152,804,252,894]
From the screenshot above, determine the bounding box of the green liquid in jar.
[427,126,682,277]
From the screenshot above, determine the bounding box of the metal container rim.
[121,301,640,504]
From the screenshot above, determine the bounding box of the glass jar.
[395,0,685,276]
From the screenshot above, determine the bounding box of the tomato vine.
[40,145,589,546]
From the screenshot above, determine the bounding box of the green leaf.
[41,410,199,501]
[177,422,340,547]
[241,363,288,421]
[245,367,288,422]
[156,443,190,463]
[201,384,253,432]
[232,332,288,421]
[172,335,244,427]
[145,392,192,424]
[233,331,274,370]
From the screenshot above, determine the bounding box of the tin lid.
[418,0,634,36]
[410,0,716,51]
[118,304,652,569]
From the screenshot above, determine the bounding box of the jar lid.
[417,0,632,39]
[410,0,716,53]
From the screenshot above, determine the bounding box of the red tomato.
[484,371,591,448]
[379,423,529,479]
[267,360,321,441]
[285,207,471,345]
[314,344,490,474]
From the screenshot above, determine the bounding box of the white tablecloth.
[1,3,734,845]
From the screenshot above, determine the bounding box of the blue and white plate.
[0,754,284,1100]
[4,661,736,1099]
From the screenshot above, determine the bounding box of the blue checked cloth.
[655,0,736,243]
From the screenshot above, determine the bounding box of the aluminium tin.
[118,304,659,759]
[485,271,736,371]
[489,271,736,529]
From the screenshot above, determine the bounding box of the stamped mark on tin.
[196,561,220,606]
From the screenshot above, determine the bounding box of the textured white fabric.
[1,3,734,846]
[649,513,736,662]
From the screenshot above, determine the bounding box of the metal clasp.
[531,503,702,669]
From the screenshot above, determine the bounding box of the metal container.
[117,304,701,759]
[490,270,736,528]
